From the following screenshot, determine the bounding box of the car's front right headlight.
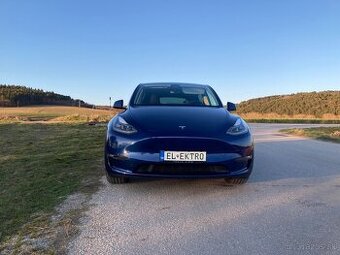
[113,116,137,134]
[226,118,249,135]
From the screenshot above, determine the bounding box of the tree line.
[237,91,340,116]
[0,85,92,107]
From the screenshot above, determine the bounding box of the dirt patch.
[0,191,96,255]
[331,131,340,137]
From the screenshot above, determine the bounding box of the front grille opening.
[136,164,229,175]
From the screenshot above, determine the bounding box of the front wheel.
[104,149,129,184]
[224,177,249,185]
[106,172,129,184]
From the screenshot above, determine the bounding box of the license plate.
[160,151,206,162]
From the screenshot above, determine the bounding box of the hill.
[237,91,340,117]
[0,85,91,107]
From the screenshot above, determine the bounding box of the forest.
[0,85,91,107]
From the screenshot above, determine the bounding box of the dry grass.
[0,106,121,123]
[238,112,340,124]
[239,112,340,120]
[0,105,116,116]
[2,107,340,124]
[281,127,340,143]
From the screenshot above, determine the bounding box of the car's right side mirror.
[113,100,125,109]
[227,102,236,112]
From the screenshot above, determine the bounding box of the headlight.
[226,118,249,135]
[113,116,137,134]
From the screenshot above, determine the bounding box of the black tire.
[224,177,249,185]
[104,149,129,184]
[106,172,129,184]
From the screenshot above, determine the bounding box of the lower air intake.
[136,164,229,175]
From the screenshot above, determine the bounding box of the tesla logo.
[178,125,186,130]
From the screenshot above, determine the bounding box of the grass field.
[0,123,107,247]
[2,106,340,124]
[0,106,120,123]
[0,106,117,251]
[281,127,340,143]
[239,112,340,124]
[242,118,340,124]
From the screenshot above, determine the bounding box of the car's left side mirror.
[227,102,236,112]
[113,100,126,109]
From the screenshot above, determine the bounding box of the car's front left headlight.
[226,118,249,135]
[113,116,137,134]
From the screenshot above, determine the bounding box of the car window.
[133,85,222,107]
[206,89,219,106]
[159,97,187,104]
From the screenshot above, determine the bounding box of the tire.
[104,149,129,184]
[106,172,129,184]
[224,177,249,185]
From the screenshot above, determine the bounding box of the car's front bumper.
[105,135,254,179]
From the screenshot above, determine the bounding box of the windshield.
[132,84,222,107]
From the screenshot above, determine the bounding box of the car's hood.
[121,106,238,137]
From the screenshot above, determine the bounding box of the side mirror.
[113,100,125,109]
[227,102,236,112]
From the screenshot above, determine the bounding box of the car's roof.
[139,82,210,88]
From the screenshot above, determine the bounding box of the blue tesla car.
[105,83,254,184]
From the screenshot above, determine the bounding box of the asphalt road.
[68,124,340,255]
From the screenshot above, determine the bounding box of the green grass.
[0,123,106,243]
[244,118,340,124]
[281,127,340,143]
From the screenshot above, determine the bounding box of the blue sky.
[1,0,340,105]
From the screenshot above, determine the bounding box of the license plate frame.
[160,150,207,162]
